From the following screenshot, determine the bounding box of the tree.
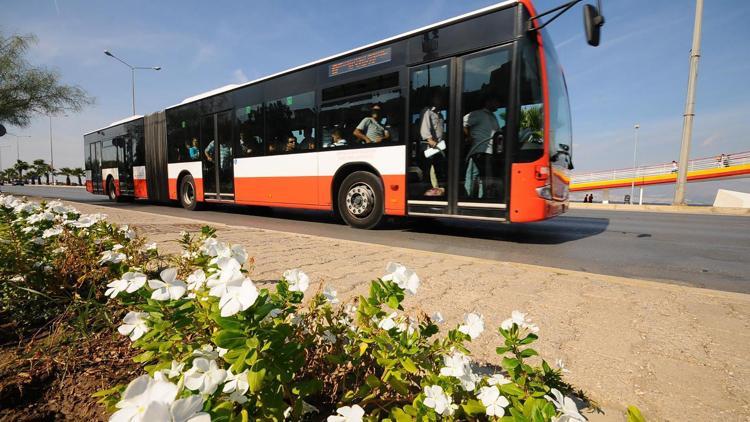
[0,32,91,128]
[0,168,17,183]
[13,159,30,181]
[26,169,38,184]
[58,167,72,185]
[32,158,50,184]
[70,167,85,186]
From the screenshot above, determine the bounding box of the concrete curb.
[570,202,750,216]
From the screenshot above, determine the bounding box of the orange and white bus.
[84,0,603,228]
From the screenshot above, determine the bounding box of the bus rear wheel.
[337,171,383,229]
[180,175,201,211]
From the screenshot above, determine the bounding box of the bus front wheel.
[179,175,201,211]
[337,171,383,229]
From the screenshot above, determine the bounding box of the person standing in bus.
[188,138,200,160]
[420,94,447,196]
[354,104,390,144]
[463,96,501,198]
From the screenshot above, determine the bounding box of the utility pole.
[630,124,639,204]
[674,0,704,205]
[104,50,161,116]
[49,116,55,185]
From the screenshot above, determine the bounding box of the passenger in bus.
[188,138,200,160]
[239,133,254,156]
[327,128,348,148]
[353,104,390,144]
[284,136,297,153]
[420,94,447,196]
[463,96,501,198]
[204,140,232,169]
[302,128,316,150]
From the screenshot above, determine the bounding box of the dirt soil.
[0,329,139,422]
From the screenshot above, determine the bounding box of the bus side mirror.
[583,3,605,47]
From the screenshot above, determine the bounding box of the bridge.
[570,151,750,195]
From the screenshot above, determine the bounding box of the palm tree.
[26,169,39,185]
[13,160,30,182]
[32,159,51,184]
[58,167,73,186]
[0,168,17,184]
[70,167,85,186]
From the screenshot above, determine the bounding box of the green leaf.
[496,346,510,354]
[519,348,538,358]
[247,368,266,393]
[391,408,414,422]
[401,357,418,374]
[502,357,520,370]
[461,399,486,416]
[365,374,382,389]
[519,333,538,345]
[213,329,246,349]
[627,405,646,422]
[500,383,526,398]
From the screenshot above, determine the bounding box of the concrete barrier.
[569,202,750,216]
[713,189,750,208]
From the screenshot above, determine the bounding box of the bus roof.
[84,114,144,136]
[88,0,519,134]
[165,0,518,109]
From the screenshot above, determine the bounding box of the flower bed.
[0,194,641,421]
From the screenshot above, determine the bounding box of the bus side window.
[319,89,402,150]
[265,92,315,155]
[235,104,265,158]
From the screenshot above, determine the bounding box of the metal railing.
[572,151,750,184]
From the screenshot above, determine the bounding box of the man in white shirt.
[463,96,502,199]
[354,104,390,144]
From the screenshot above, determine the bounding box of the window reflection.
[236,104,264,157]
[319,88,401,150]
[265,92,316,155]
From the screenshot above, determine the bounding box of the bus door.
[200,110,235,201]
[117,136,134,195]
[406,45,512,221]
[454,45,512,220]
[90,141,103,194]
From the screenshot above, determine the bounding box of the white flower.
[284,269,309,293]
[556,359,570,373]
[382,262,419,295]
[396,316,419,336]
[459,369,480,391]
[71,213,106,228]
[109,373,178,422]
[545,388,586,422]
[423,385,455,416]
[207,257,244,297]
[228,390,248,404]
[120,225,136,240]
[222,368,249,395]
[459,312,484,339]
[42,227,62,238]
[487,374,511,386]
[192,345,220,360]
[100,247,127,265]
[149,268,187,301]
[323,285,340,305]
[184,358,227,395]
[145,242,157,251]
[327,404,364,422]
[160,360,185,379]
[117,311,149,341]
[440,352,470,377]
[170,395,211,422]
[106,272,148,298]
[219,278,259,317]
[431,312,445,324]
[186,269,207,291]
[501,310,539,334]
[477,386,510,417]
[32,237,45,245]
[376,312,398,330]
[21,226,35,234]
[28,211,55,224]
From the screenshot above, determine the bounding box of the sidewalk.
[570,202,750,216]
[70,201,750,421]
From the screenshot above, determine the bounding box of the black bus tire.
[337,171,384,229]
[179,175,201,211]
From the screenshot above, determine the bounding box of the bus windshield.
[542,29,573,169]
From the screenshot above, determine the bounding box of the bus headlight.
[535,185,552,200]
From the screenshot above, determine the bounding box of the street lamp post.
[7,134,31,162]
[630,124,640,205]
[103,50,161,115]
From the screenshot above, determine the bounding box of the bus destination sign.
[329,47,392,77]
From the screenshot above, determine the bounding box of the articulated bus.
[85,0,602,229]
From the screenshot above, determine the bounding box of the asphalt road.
[3,185,749,293]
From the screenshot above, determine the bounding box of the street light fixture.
[103,50,161,115]
[630,124,640,205]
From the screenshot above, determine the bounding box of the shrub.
[101,228,588,421]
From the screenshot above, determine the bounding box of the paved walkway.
[71,201,750,421]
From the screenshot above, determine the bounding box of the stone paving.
[72,201,750,421]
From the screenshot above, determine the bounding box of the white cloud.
[231,68,248,84]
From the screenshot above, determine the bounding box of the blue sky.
[2,0,749,203]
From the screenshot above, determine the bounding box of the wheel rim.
[345,182,375,218]
[182,182,195,205]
